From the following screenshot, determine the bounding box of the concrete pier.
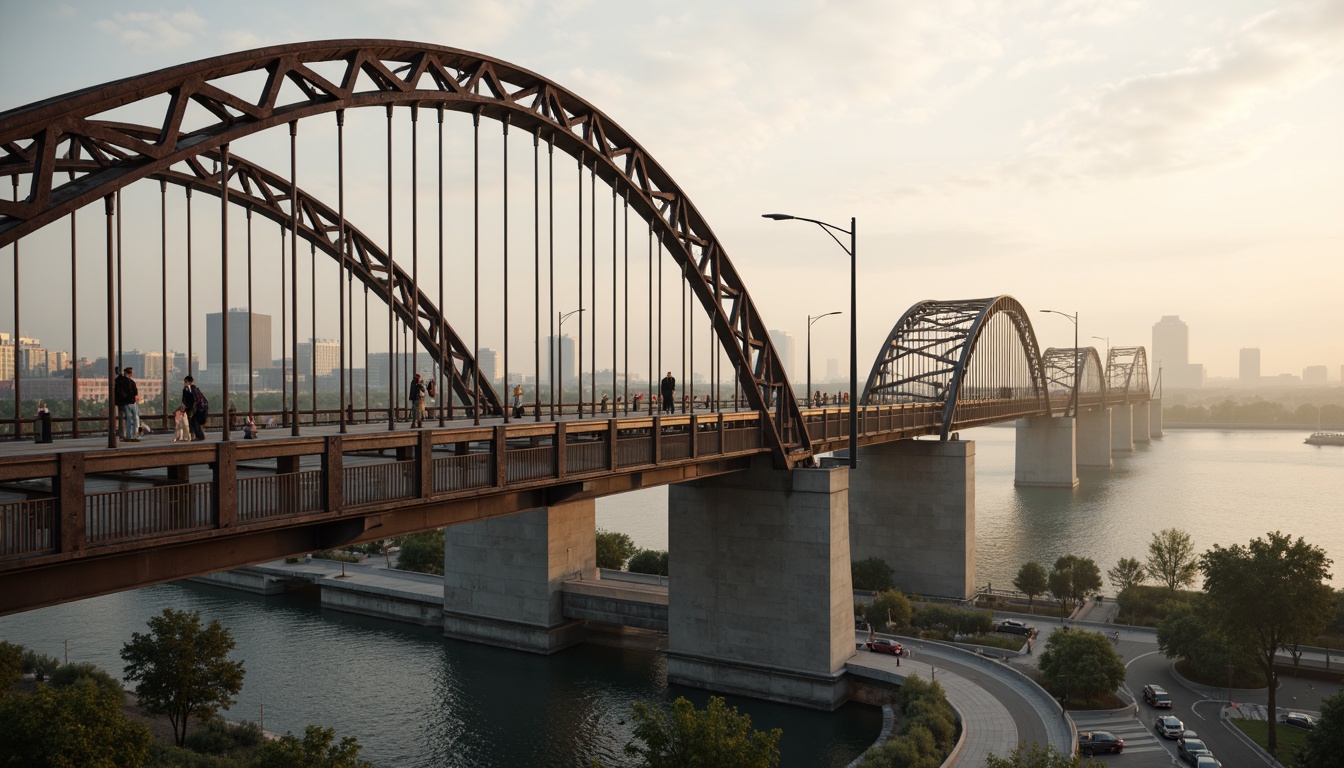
[441,500,596,654]
[1111,403,1134,452]
[1149,398,1164,437]
[1132,401,1152,443]
[1013,416,1078,488]
[667,458,855,710]
[1076,407,1113,467]
[847,439,975,600]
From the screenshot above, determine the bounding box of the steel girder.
[0,40,808,464]
[1042,346,1107,414]
[1106,346,1150,403]
[860,296,1050,438]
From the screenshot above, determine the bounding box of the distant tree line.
[1165,400,1344,427]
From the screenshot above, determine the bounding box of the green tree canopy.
[0,641,22,693]
[1155,603,1239,683]
[1146,528,1199,590]
[987,742,1101,767]
[855,675,957,768]
[597,529,639,570]
[1106,557,1145,593]
[865,590,912,631]
[1013,562,1049,610]
[1297,689,1344,768]
[253,725,373,768]
[1199,531,1335,754]
[1037,628,1125,705]
[852,558,895,592]
[628,549,669,576]
[1048,555,1102,613]
[395,529,445,575]
[623,696,782,768]
[120,607,246,747]
[0,678,152,768]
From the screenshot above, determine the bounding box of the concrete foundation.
[667,458,854,710]
[1076,407,1113,467]
[188,567,310,595]
[1132,401,1152,443]
[1149,398,1164,437]
[1111,403,1134,452]
[1013,416,1078,488]
[847,439,975,600]
[442,500,596,654]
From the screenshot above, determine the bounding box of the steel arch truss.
[861,296,1050,438]
[1106,346,1150,403]
[0,39,807,464]
[1042,347,1106,415]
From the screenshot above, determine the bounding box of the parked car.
[1279,712,1318,730]
[1178,729,1199,742]
[1078,731,1124,755]
[867,639,903,656]
[995,619,1036,636]
[1178,737,1212,765]
[1154,714,1185,739]
[1143,683,1173,708]
[1192,756,1222,768]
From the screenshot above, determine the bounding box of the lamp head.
[762,213,794,221]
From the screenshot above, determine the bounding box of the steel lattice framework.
[860,296,1050,438]
[0,40,808,464]
[1105,346,1150,403]
[1042,346,1107,414]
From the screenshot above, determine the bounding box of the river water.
[2,427,1339,767]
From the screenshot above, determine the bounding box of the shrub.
[596,529,639,570]
[184,717,265,754]
[628,549,668,576]
[49,662,123,696]
[21,648,60,680]
[395,530,445,575]
[852,558,895,591]
[865,590,912,631]
[1116,585,1198,626]
[910,604,993,636]
[856,674,958,768]
[0,641,23,690]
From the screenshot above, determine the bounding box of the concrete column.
[1111,403,1134,452]
[442,500,596,653]
[847,439,975,601]
[1149,397,1164,438]
[1132,401,1151,443]
[1013,416,1077,488]
[667,458,854,710]
[1076,407,1113,467]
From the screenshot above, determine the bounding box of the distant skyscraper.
[546,335,577,386]
[826,357,839,380]
[206,309,273,373]
[478,347,501,385]
[0,332,12,381]
[1239,348,1260,386]
[1152,315,1202,389]
[1303,365,1327,385]
[296,339,340,378]
[768,330,796,381]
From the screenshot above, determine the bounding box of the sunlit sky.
[2,0,1341,383]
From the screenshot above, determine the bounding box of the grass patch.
[1231,718,1310,765]
[1174,659,1266,688]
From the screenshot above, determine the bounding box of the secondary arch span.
[1041,346,1106,415]
[1106,346,1150,403]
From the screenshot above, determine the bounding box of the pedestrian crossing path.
[1072,711,1173,762]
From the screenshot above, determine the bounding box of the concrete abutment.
[1013,416,1078,488]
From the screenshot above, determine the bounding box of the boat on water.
[1305,432,1344,446]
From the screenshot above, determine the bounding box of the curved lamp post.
[1041,309,1079,418]
[807,311,842,407]
[557,308,584,418]
[764,213,857,469]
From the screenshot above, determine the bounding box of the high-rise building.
[546,335,577,386]
[1303,365,1327,385]
[206,309,273,373]
[768,330,796,381]
[478,348,501,385]
[826,357,839,381]
[0,332,12,381]
[296,339,340,378]
[120,350,165,382]
[1239,348,1260,386]
[1152,315,1203,389]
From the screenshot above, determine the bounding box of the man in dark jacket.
[660,371,676,414]
[114,367,140,442]
[182,375,207,441]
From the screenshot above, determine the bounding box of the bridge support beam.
[1149,398,1163,437]
[666,457,854,710]
[1014,416,1078,488]
[1076,407,1113,467]
[1132,401,1152,443]
[441,500,596,654]
[846,439,975,600]
[1111,403,1134,452]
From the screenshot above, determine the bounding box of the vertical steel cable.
[221,144,231,441]
[289,120,300,436]
[309,242,315,425]
[337,109,347,433]
[410,105,419,419]
[576,151,583,419]
[547,136,555,419]
[386,106,395,431]
[115,191,122,372]
[246,206,254,418]
[103,195,116,448]
[437,106,446,426]
[279,216,287,424]
[69,162,78,437]
[159,181,167,427]
[533,129,541,421]
[589,162,595,417]
[502,116,510,423]
[472,109,480,425]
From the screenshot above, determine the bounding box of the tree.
[1106,557,1145,593]
[1155,603,1238,683]
[0,678,152,768]
[596,529,639,570]
[987,743,1100,767]
[1037,628,1125,705]
[1146,528,1199,590]
[865,589,912,631]
[1047,555,1102,614]
[852,558,895,592]
[0,641,21,693]
[120,607,246,747]
[253,725,373,768]
[1297,689,1344,768]
[628,549,669,576]
[624,695,782,768]
[1013,562,1049,611]
[1199,531,1334,755]
[395,529,445,575]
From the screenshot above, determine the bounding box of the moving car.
[1178,737,1212,765]
[866,639,903,656]
[1143,683,1173,708]
[1078,731,1124,755]
[1154,714,1185,739]
[1279,712,1318,730]
[995,619,1036,636]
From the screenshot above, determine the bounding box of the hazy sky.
[2,0,1342,382]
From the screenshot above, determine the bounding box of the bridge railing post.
[57,453,85,555]
[493,426,507,487]
[416,432,432,499]
[653,416,662,464]
[607,419,618,470]
[689,414,699,459]
[324,436,344,512]
[214,442,237,530]
[556,422,567,478]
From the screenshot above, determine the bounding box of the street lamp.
[764,213,858,469]
[807,311,842,408]
[1091,336,1109,360]
[1040,309,1079,418]
[557,308,584,418]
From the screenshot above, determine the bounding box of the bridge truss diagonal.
[1042,346,1107,415]
[1105,346,1150,404]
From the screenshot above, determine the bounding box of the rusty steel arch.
[861,296,1050,438]
[1042,346,1106,415]
[0,40,808,463]
[1106,346,1150,403]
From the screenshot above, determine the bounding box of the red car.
[867,639,903,656]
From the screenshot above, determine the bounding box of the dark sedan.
[1078,731,1124,755]
[1178,737,1213,765]
[866,639,903,656]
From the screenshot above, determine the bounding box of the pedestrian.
[228,401,237,430]
[114,366,141,442]
[182,375,207,441]
[409,373,427,428]
[242,413,257,439]
[346,402,355,424]
[660,371,675,414]
[600,394,609,413]
[513,384,524,418]
[172,407,190,442]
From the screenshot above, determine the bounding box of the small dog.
[172,408,191,442]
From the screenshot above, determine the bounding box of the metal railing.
[0,498,56,556]
[432,452,493,493]
[566,438,608,474]
[238,470,324,522]
[343,460,416,507]
[506,446,555,483]
[616,435,654,467]
[85,482,213,545]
